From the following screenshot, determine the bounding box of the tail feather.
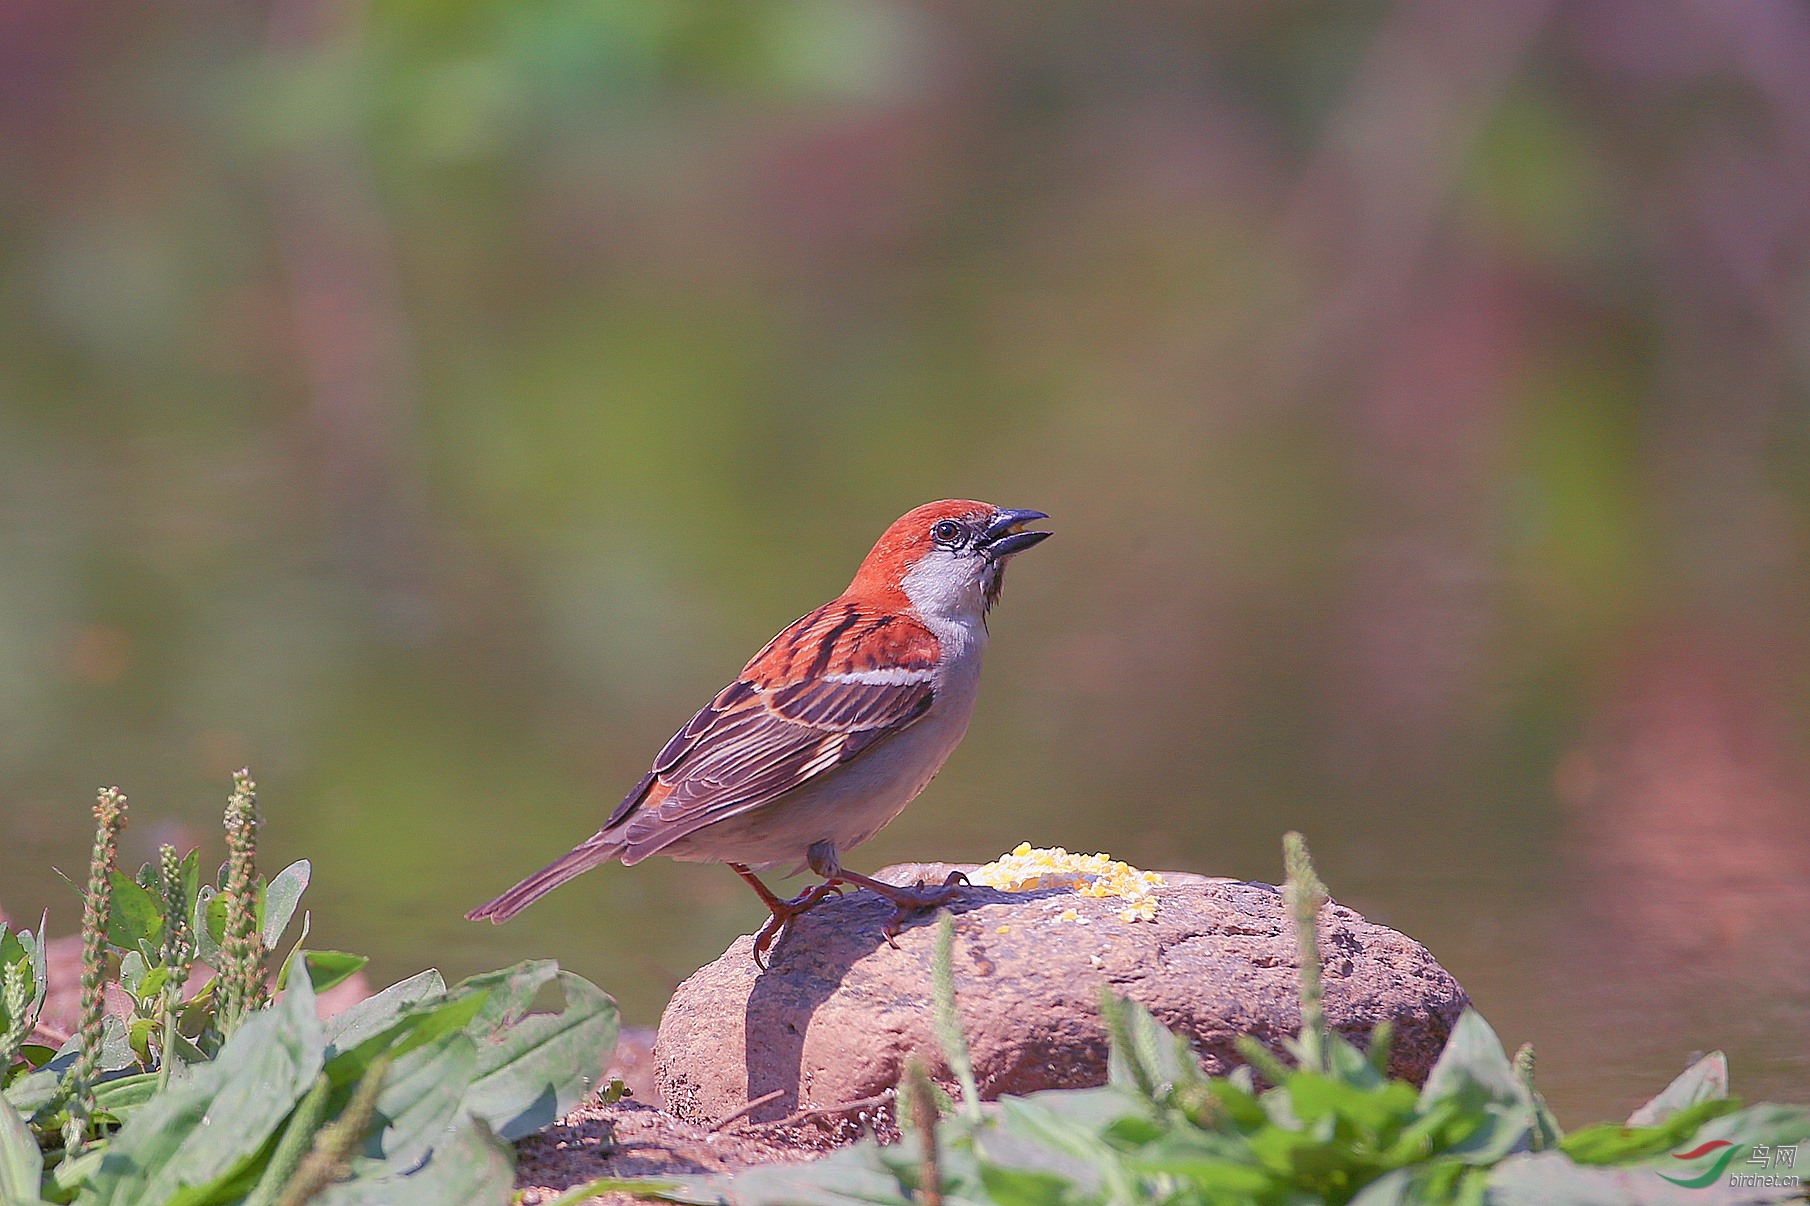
[465,835,622,923]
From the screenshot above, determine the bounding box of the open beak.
[978,509,1052,558]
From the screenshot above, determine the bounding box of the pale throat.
[900,551,992,660]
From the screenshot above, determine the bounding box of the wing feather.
[600,600,940,852]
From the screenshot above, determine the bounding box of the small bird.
[467,499,1051,964]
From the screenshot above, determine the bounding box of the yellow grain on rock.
[970,843,1165,922]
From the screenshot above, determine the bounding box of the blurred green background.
[3,0,1808,1120]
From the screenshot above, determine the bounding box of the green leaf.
[1123,1153,1274,1195]
[977,1163,1074,1206]
[312,1113,514,1206]
[243,1073,331,1206]
[1626,1052,1728,1127]
[535,1176,682,1206]
[1559,1098,1741,1166]
[1326,1030,1387,1089]
[323,970,446,1054]
[460,967,619,1141]
[92,1072,162,1116]
[1102,992,1199,1100]
[2,1068,59,1116]
[51,1147,105,1196]
[291,951,367,996]
[96,1014,137,1073]
[177,849,202,915]
[668,1142,908,1206]
[28,920,49,1019]
[321,982,491,1093]
[261,861,311,949]
[1417,1010,1534,1164]
[1285,1071,1420,1134]
[104,872,165,952]
[0,1093,44,1204]
[992,1097,1140,1203]
[191,885,222,967]
[15,1046,55,1071]
[83,971,327,1205]
[127,1016,158,1066]
[135,965,172,1005]
[118,951,147,996]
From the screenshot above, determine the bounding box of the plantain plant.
[601,835,1810,1206]
[0,774,619,1206]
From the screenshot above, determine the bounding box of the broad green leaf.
[1627,1053,1728,1127]
[323,969,446,1053]
[1488,1149,1773,1205]
[93,1072,162,1115]
[52,1147,106,1196]
[177,850,202,916]
[1561,1099,1741,1166]
[979,1112,1109,1193]
[289,951,367,996]
[27,919,48,1018]
[204,894,230,954]
[0,923,44,1028]
[1122,1153,1274,1194]
[0,1093,43,1204]
[321,984,490,1091]
[119,951,147,995]
[191,886,222,967]
[1284,1071,1420,1134]
[15,1046,55,1071]
[312,1113,514,1206]
[356,1032,478,1168]
[1325,1030,1387,1089]
[136,966,172,1004]
[665,1141,912,1206]
[127,1017,158,1066]
[1101,992,1198,1098]
[993,1097,1140,1203]
[462,968,619,1141]
[1347,1167,1419,1206]
[1676,1100,1810,1150]
[1417,1010,1533,1163]
[0,927,24,979]
[84,972,326,1206]
[96,1015,136,1074]
[976,1163,1074,1206]
[104,872,164,952]
[537,1176,681,1206]
[1016,1085,1147,1130]
[260,861,311,948]
[2,1068,59,1116]
[243,1073,331,1206]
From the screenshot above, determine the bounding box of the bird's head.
[847,499,1051,623]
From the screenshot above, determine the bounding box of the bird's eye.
[931,519,965,545]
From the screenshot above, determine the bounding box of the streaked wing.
[600,601,939,850]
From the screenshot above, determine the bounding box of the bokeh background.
[3,0,1809,1120]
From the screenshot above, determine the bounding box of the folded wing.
[602,601,940,858]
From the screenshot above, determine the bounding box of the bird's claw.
[875,876,972,948]
[751,880,843,969]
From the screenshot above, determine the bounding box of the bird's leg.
[805,844,970,949]
[731,863,842,969]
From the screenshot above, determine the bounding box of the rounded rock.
[654,863,1469,1127]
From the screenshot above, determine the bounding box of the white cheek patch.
[822,667,937,685]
